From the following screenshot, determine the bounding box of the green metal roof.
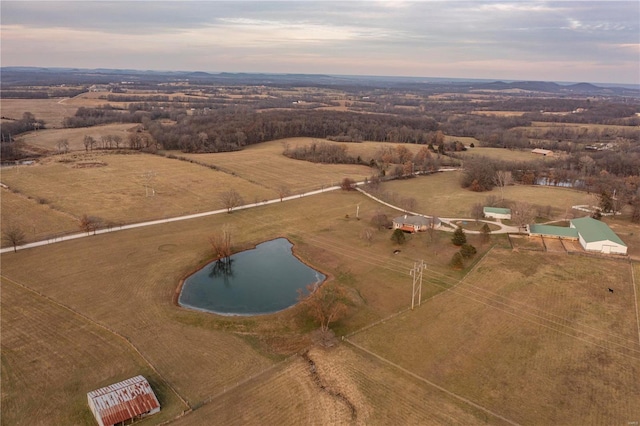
[483,207,511,215]
[529,224,578,238]
[571,217,627,246]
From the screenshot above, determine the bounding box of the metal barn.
[87,375,160,426]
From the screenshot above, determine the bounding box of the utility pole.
[410,260,425,310]
[356,204,360,220]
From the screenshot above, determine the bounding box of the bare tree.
[56,139,69,154]
[79,214,102,235]
[511,201,535,229]
[360,228,374,244]
[219,189,244,213]
[341,177,356,191]
[83,135,96,152]
[297,282,349,334]
[493,170,513,201]
[470,203,484,222]
[209,228,232,260]
[277,184,291,202]
[3,224,26,252]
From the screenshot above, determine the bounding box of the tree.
[480,223,491,245]
[298,282,349,334]
[391,228,406,245]
[83,135,96,152]
[494,170,513,201]
[470,203,484,222]
[460,243,477,259]
[2,225,26,252]
[277,184,291,202]
[598,191,614,213]
[56,139,69,154]
[209,228,233,276]
[341,177,356,191]
[79,214,101,235]
[451,226,466,246]
[219,189,244,213]
[449,251,464,269]
[371,212,391,230]
[511,201,535,229]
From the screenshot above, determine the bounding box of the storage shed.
[570,217,627,255]
[87,376,160,426]
[483,207,512,220]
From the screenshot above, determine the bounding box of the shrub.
[451,226,466,246]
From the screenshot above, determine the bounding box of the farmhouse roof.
[571,217,626,246]
[393,215,438,226]
[87,375,160,426]
[531,148,553,155]
[483,207,511,215]
[529,224,578,239]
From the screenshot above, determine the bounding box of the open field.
[350,249,640,425]
[0,98,78,128]
[0,151,278,225]
[377,171,594,218]
[173,345,502,425]
[0,277,186,425]
[16,123,138,152]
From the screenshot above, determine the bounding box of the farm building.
[528,217,627,255]
[87,375,160,426]
[483,207,511,220]
[531,148,553,156]
[392,215,440,233]
[571,217,627,255]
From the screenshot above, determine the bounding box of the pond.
[178,238,325,316]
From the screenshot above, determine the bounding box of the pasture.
[16,123,138,153]
[455,146,551,162]
[0,98,78,128]
[377,171,594,219]
[350,248,640,425]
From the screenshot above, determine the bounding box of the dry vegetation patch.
[0,98,78,128]
[17,123,137,152]
[351,249,640,425]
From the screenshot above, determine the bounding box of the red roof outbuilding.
[87,375,160,426]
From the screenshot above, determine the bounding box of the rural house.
[87,375,160,426]
[528,217,627,255]
[531,148,553,156]
[483,207,512,220]
[392,215,440,233]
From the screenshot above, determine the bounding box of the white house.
[392,215,440,233]
[531,148,553,156]
[570,217,627,255]
[483,207,512,220]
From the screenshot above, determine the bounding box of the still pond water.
[179,238,325,316]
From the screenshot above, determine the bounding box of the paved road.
[2,180,519,254]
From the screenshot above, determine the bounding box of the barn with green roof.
[528,217,627,255]
[570,217,627,255]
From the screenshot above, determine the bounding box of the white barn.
[570,217,627,255]
[87,376,160,426]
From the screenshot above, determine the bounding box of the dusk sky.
[2,1,639,84]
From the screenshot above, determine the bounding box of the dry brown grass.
[173,345,497,425]
[0,277,186,425]
[0,98,78,128]
[378,171,594,219]
[17,123,138,152]
[0,188,79,246]
[351,249,640,425]
[0,152,277,225]
[456,146,551,162]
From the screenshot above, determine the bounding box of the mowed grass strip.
[378,171,594,218]
[1,151,277,225]
[0,188,79,247]
[0,278,185,425]
[455,146,550,162]
[351,249,640,425]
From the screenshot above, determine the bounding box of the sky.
[1,1,639,84]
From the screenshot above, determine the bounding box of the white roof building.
[87,375,160,426]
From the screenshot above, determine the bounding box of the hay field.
[0,188,79,246]
[172,138,375,194]
[0,152,277,225]
[173,345,498,425]
[0,98,78,128]
[378,171,593,218]
[0,277,186,425]
[17,124,138,152]
[350,249,640,425]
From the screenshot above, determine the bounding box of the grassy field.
[0,98,78,128]
[0,151,278,225]
[455,146,552,162]
[350,249,640,425]
[376,171,593,219]
[17,123,138,152]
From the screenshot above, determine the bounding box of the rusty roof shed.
[87,375,160,426]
